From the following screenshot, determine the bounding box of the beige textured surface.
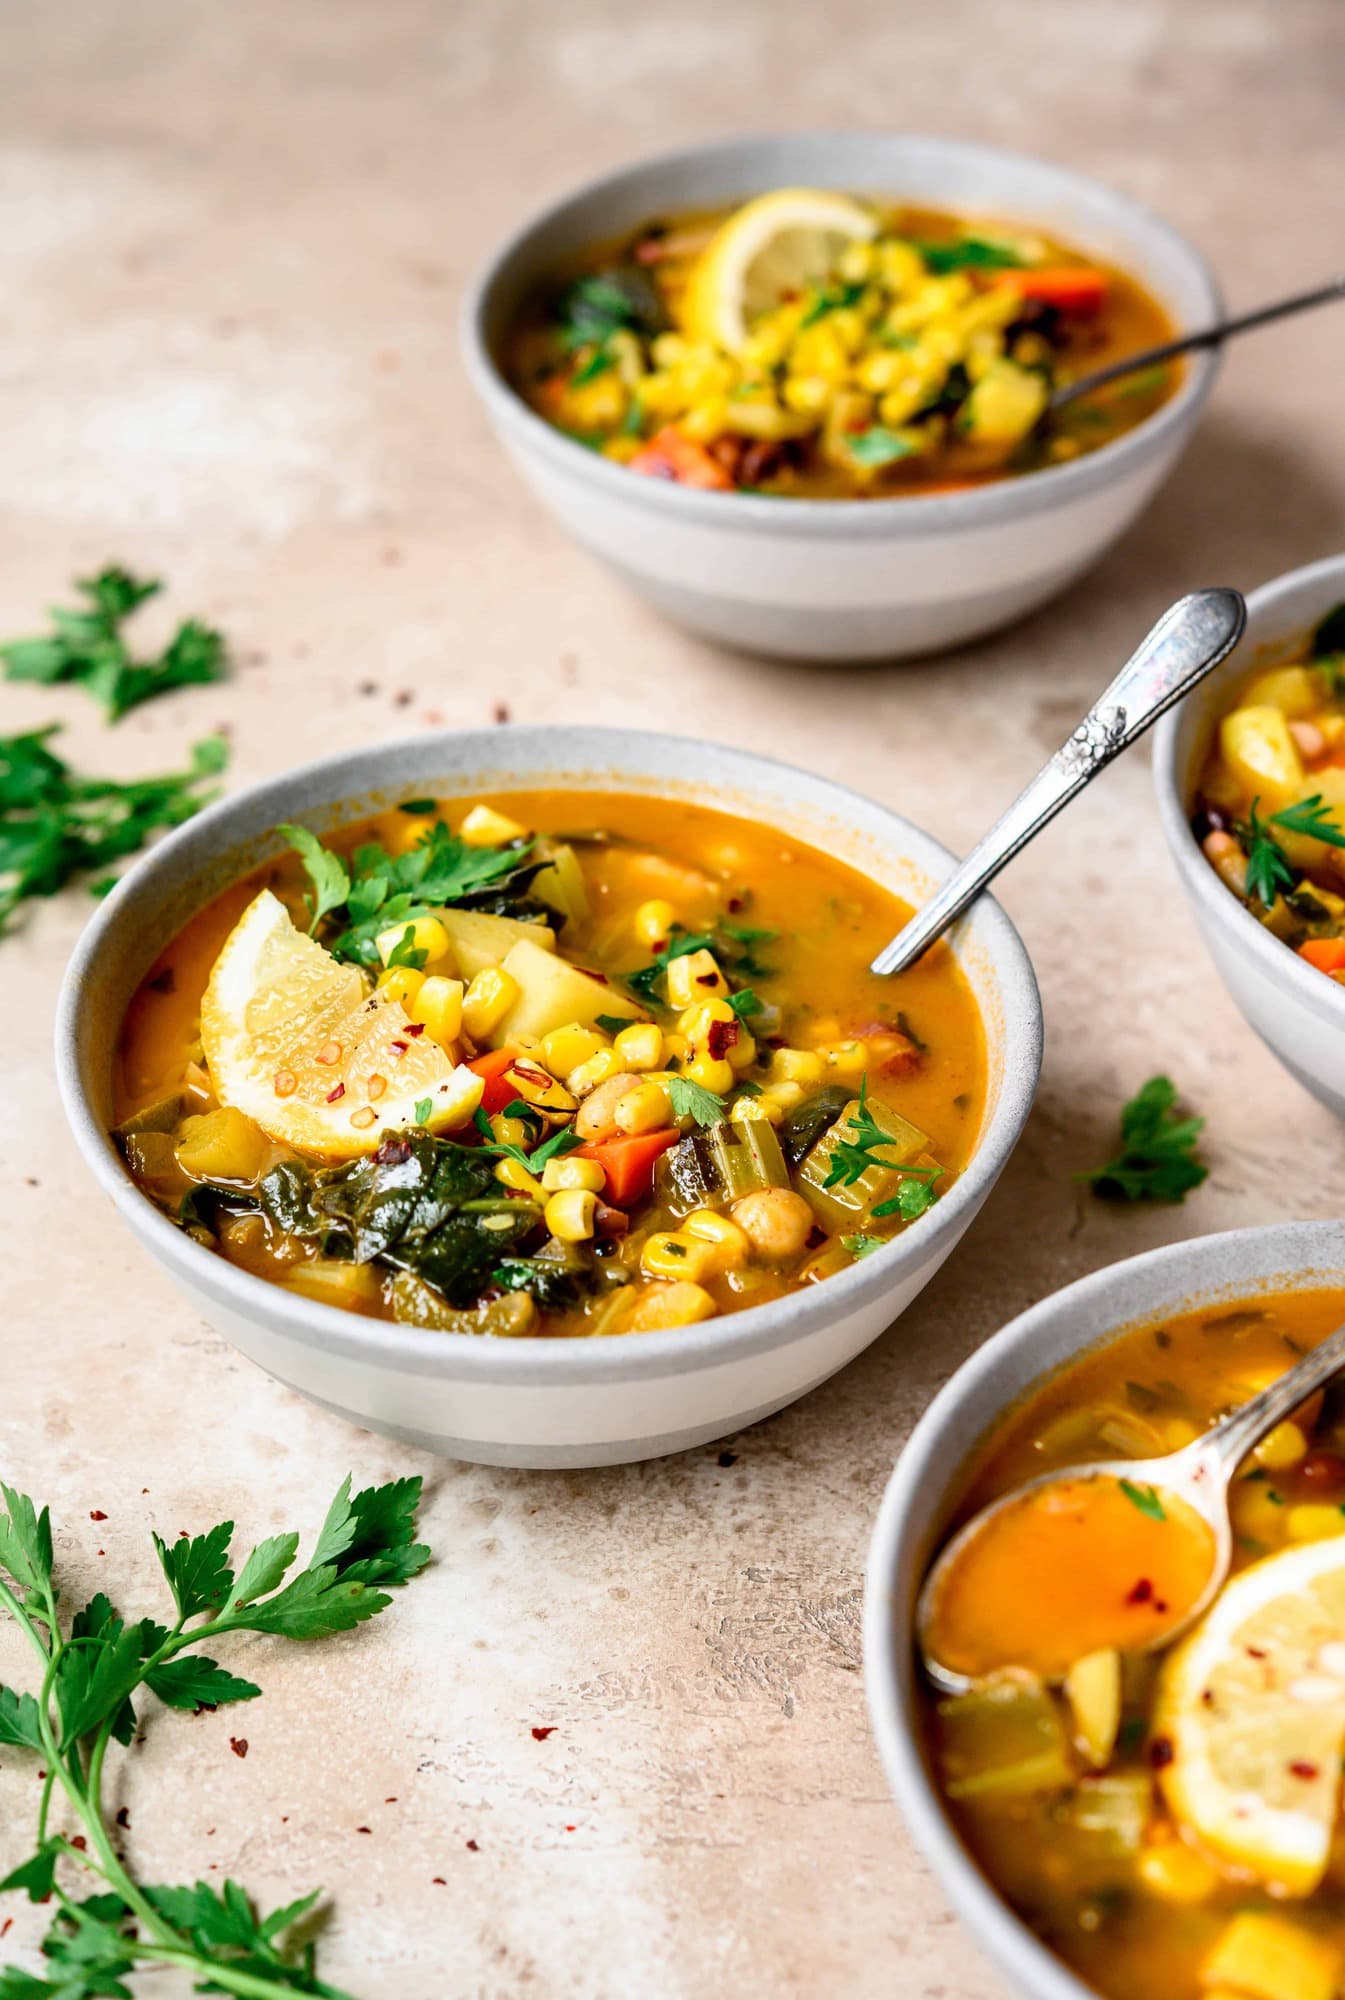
[4,3,1345,1994]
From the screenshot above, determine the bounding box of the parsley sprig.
[1118,1479,1167,1522]
[0,728,227,934]
[1,566,226,723]
[821,1078,943,1221]
[472,1104,582,1176]
[1081,1075,1208,1203]
[1241,793,1345,909]
[0,1475,428,1999]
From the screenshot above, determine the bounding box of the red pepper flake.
[1127,1578,1153,1604]
[1201,1689,1215,1707]
[385,1796,398,1803]
[531,1726,556,1741]
[404,1022,425,1037]
[229,1738,248,1759]
[695,971,717,986]
[390,1040,408,1056]
[394,689,414,708]
[432,1875,446,1884]
[1290,1760,1320,1780]
[565,1824,576,1833]
[89,1509,108,1521]
[1148,1735,1174,1769]
[326,1081,346,1103]
[1247,1645,1268,1659]
[357,1825,372,1834]
[805,1224,827,1250]
[492,701,511,724]
[717,1450,738,1468]
[69,1835,87,1852]
[116,1807,131,1828]
[0,1919,11,1937]
[465,1838,479,1851]
[706,1018,739,1061]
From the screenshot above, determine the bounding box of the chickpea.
[573,1072,642,1142]
[732,1188,815,1263]
[1290,719,1327,762]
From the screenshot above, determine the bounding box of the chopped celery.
[390,1271,537,1335]
[796,1093,931,1232]
[1054,1773,1153,1859]
[1202,1913,1341,2000]
[937,1672,1074,1800]
[656,1116,789,1215]
[114,1092,187,1139]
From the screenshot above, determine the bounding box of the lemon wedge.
[680,188,879,352]
[200,890,482,1161]
[1153,1537,1345,1894]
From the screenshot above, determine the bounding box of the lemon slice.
[1153,1538,1345,1893]
[680,188,879,352]
[200,890,483,1161]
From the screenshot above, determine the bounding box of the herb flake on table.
[0,1474,429,2000]
[0,728,228,935]
[1,566,227,722]
[1081,1075,1208,1203]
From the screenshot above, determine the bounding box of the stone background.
[3,2,1344,1993]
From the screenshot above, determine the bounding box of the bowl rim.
[55,721,1043,1388]
[1152,551,1345,1031]
[460,128,1224,542]
[862,1217,1345,2000]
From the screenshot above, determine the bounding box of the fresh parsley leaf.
[871,1169,943,1222]
[1266,793,1345,848]
[596,1012,637,1036]
[151,1520,234,1621]
[624,930,714,1004]
[1082,1075,1208,1203]
[798,278,866,329]
[0,1687,44,1752]
[308,1474,430,1589]
[0,1486,53,1597]
[842,1233,886,1260]
[847,426,917,468]
[821,1078,920,1191]
[914,236,1024,274]
[277,824,350,934]
[555,271,661,351]
[1241,799,1298,909]
[55,1627,148,1746]
[1118,1479,1167,1522]
[385,923,428,971]
[727,988,762,1020]
[144,1656,261,1711]
[0,729,227,935]
[414,1097,433,1126]
[398,798,437,815]
[227,1533,300,1610]
[235,1565,393,1640]
[668,1076,726,1127]
[571,345,615,386]
[0,567,226,722]
[0,1842,60,1905]
[322,821,535,968]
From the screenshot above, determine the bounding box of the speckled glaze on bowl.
[1154,554,1345,1117]
[461,132,1222,662]
[863,1220,1345,2000]
[55,725,1042,1469]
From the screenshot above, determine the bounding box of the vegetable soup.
[921,1287,1345,2000]
[114,792,985,1337]
[1193,602,1345,982]
[504,190,1178,498]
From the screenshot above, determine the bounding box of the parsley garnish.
[1118,1479,1167,1522]
[276,823,349,934]
[414,1097,433,1126]
[798,278,866,328]
[1,566,226,722]
[821,1079,908,1190]
[727,988,763,1020]
[596,1012,637,1037]
[555,272,659,351]
[667,1077,726,1127]
[1082,1076,1208,1203]
[472,1105,582,1175]
[842,1233,886,1260]
[624,929,715,1003]
[914,236,1024,274]
[872,1170,942,1222]
[0,1474,427,1998]
[1241,793,1345,909]
[847,426,917,468]
[0,728,227,935]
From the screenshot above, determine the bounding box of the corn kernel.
[1230,1478,1289,1545]
[541,1156,606,1194]
[726,1030,757,1073]
[770,1047,825,1087]
[683,1054,735,1095]
[634,898,676,948]
[505,1060,576,1115]
[377,965,426,1009]
[460,803,527,847]
[614,1022,664,1071]
[1286,1504,1345,1544]
[662,1031,689,1062]
[665,948,727,1008]
[729,1094,771,1123]
[568,1048,622,1096]
[408,974,465,1049]
[541,1023,609,1077]
[1136,1838,1222,1904]
[1252,1421,1308,1471]
[819,1038,869,1076]
[545,1188,597,1243]
[622,1280,717,1331]
[641,1232,716,1284]
[494,1156,543,1196]
[376,913,451,970]
[489,1113,532,1151]
[679,996,735,1043]
[682,1208,751,1272]
[760,1081,805,1118]
[614,1081,673,1135]
[462,967,519,1040]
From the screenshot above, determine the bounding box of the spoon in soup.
[917,1314,1345,1695]
[871,586,1246,977]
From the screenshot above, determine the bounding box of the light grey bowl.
[55,724,1042,1469]
[863,1219,1345,2000]
[1154,554,1345,1117]
[461,131,1222,662]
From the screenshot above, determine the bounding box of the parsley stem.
[83,1718,183,1947]
[131,1942,351,2000]
[0,1576,51,1669]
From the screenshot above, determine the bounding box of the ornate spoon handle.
[870,588,1247,977]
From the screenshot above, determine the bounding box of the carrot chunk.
[1298,938,1345,974]
[467,1046,523,1114]
[999,266,1108,313]
[576,1129,679,1205]
[630,426,735,491]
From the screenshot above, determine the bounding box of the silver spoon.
[871,587,1246,978]
[1048,274,1345,414]
[918,1314,1345,1695]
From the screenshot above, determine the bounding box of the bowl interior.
[865,1218,1345,2000]
[472,131,1221,397]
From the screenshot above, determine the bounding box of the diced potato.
[433,908,555,980]
[283,1259,382,1313]
[532,842,590,926]
[1200,1912,1340,2000]
[1064,1649,1121,1769]
[459,803,527,846]
[491,938,642,1045]
[1218,705,1304,807]
[1242,665,1322,718]
[961,358,1049,445]
[174,1108,271,1185]
[620,1280,717,1331]
[937,1672,1074,1800]
[796,1094,930,1232]
[1061,1773,1153,1859]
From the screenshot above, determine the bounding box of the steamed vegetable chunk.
[921,1285,1345,2000]
[113,790,984,1335]
[504,193,1177,499]
[1193,602,1345,980]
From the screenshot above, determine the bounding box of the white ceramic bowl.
[462,132,1222,663]
[55,725,1042,1469]
[1154,554,1345,1117]
[864,1219,1345,2000]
